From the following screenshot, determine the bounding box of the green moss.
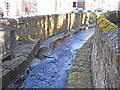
[68,72,79,80]
[70,66,80,72]
[70,66,87,73]
[68,70,91,88]
[116,56,120,63]
[67,35,93,88]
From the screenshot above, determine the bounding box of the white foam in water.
[71,41,85,50]
[30,58,42,67]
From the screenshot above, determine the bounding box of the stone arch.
[21,0,37,13]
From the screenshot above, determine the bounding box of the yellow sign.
[97,17,117,31]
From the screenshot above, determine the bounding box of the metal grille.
[0,27,15,60]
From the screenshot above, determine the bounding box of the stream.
[22,28,95,88]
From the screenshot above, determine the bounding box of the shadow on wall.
[105,11,118,24]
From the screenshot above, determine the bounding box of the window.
[73,2,76,7]
[22,0,37,13]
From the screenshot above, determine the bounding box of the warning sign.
[96,17,117,31]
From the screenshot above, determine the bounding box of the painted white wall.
[57,0,78,13]
[36,0,56,15]
[36,0,75,15]
[86,0,120,10]
[17,0,23,16]
[0,0,20,17]
[0,0,119,17]
[0,0,7,16]
[8,0,17,16]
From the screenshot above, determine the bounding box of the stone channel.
[20,28,95,88]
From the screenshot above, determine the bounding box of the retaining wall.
[91,27,119,88]
[1,12,98,89]
[90,11,120,88]
[2,13,98,41]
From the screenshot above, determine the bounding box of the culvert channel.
[12,27,95,88]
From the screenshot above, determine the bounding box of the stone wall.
[67,27,119,88]
[1,13,97,41]
[1,12,98,88]
[67,12,119,88]
[91,28,120,88]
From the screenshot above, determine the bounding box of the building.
[72,0,85,9]
[0,0,87,17]
[1,0,120,17]
[77,0,85,9]
[118,1,120,10]
[0,0,76,16]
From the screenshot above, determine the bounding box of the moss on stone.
[116,56,120,63]
[67,36,93,88]
[68,72,79,80]
[68,70,91,88]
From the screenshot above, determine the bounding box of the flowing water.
[22,28,95,88]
